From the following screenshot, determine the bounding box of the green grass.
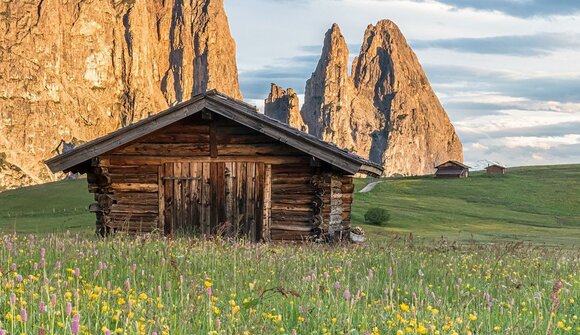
[0,235,577,334]
[1,165,579,246]
[0,178,94,233]
[354,165,580,247]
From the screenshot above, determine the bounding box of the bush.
[364,208,390,226]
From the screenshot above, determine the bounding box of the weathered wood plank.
[158,165,164,233]
[262,164,272,242]
[111,183,158,193]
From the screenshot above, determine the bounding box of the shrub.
[364,207,390,226]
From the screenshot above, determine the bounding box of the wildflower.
[343,289,351,300]
[204,280,212,288]
[469,313,477,321]
[66,302,72,316]
[20,308,28,322]
[71,314,80,334]
[400,303,410,312]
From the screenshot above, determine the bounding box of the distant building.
[435,160,470,178]
[486,164,507,175]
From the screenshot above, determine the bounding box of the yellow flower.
[297,316,305,322]
[204,280,212,288]
[400,303,410,312]
[469,313,477,321]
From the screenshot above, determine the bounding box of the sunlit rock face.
[299,21,463,176]
[264,83,307,132]
[0,0,242,189]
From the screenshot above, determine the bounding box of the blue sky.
[224,0,580,168]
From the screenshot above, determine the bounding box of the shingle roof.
[45,90,384,177]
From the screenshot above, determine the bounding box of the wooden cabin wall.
[86,112,354,240]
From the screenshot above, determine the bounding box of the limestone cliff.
[264,83,307,131]
[0,0,241,189]
[298,21,463,176]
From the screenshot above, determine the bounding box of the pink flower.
[74,268,80,277]
[10,293,16,305]
[51,294,57,306]
[20,308,28,322]
[40,247,46,258]
[39,301,46,313]
[343,289,351,300]
[334,281,341,290]
[66,302,72,316]
[71,314,80,334]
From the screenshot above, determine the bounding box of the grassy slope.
[0,165,579,245]
[354,165,580,246]
[0,178,94,233]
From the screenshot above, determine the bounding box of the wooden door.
[161,162,268,241]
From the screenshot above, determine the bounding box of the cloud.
[424,65,580,103]
[421,0,580,18]
[239,53,322,99]
[412,33,580,56]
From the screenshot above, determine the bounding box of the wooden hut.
[435,160,470,178]
[46,91,383,242]
[486,164,507,175]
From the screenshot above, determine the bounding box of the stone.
[264,83,307,131]
[0,0,242,190]
[299,20,463,176]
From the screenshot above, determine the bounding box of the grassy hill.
[354,165,580,246]
[1,165,579,246]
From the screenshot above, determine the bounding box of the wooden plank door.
[161,161,270,241]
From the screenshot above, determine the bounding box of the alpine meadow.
[1,0,580,334]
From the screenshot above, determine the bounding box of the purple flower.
[40,248,46,258]
[20,308,28,322]
[39,301,46,313]
[40,258,46,268]
[51,294,57,306]
[334,281,341,290]
[105,330,111,335]
[71,314,80,334]
[16,274,23,282]
[74,268,80,277]
[343,289,351,300]
[388,267,393,277]
[10,293,16,305]
[66,302,72,316]
[0,329,5,335]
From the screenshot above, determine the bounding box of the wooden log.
[269,224,315,232]
[113,143,210,156]
[110,183,158,193]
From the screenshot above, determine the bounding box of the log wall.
[86,112,354,241]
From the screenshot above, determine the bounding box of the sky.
[224,0,580,168]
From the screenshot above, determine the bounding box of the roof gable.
[45,91,383,176]
[435,160,471,169]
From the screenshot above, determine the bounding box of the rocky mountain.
[0,0,241,190]
[270,21,463,176]
[264,83,307,131]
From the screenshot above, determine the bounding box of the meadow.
[0,165,579,334]
[0,234,578,335]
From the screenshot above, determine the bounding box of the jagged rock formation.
[0,153,35,191]
[264,83,307,131]
[296,21,463,176]
[0,0,242,190]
